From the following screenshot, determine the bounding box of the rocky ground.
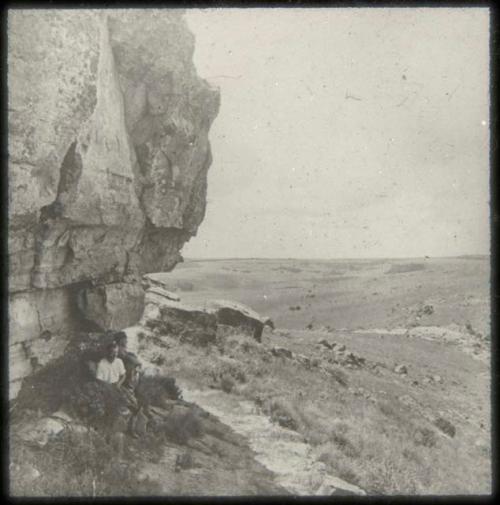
[9,256,491,496]
[147,256,492,494]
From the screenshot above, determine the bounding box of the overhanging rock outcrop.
[142,290,218,347]
[8,9,220,398]
[205,299,272,343]
[141,285,271,345]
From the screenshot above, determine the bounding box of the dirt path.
[179,382,365,496]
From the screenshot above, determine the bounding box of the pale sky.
[183,8,489,259]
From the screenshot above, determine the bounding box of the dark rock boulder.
[206,299,267,342]
[142,290,216,346]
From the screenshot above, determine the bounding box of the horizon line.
[182,253,489,262]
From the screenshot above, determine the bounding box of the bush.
[220,375,235,394]
[268,399,300,431]
[136,375,182,408]
[331,431,360,459]
[63,380,128,430]
[413,427,437,447]
[16,356,83,415]
[15,331,116,416]
[209,357,248,387]
[163,409,204,445]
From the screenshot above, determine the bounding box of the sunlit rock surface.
[8,9,220,396]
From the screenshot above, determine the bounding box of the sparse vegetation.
[220,375,235,394]
[136,375,183,407]
[267,398,300,431]
[162,409,204,445]
[11,257,490,496]
[9,426,162,497]
[413,427,437,448]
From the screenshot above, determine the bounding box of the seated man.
[111,334,150,438]
[96,341,126,387]
[114,331,140,375]
[120,357,141,410]
[121,360,145,438]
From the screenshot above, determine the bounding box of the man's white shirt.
[96,357,126,384]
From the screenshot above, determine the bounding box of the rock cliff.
[8,9,220,398]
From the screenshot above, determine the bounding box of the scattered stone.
[295,354,311,367]
[323,365,348,386]
[318,339,333,349]
[271,347,294,359]
[316,475,366,496]
[330,349,365,369]
[421,304,434,316]
[262,317,275,330]
[432,375,443,384]
[398,394,418,408]
[434,417,456,437]
[394,364,408,375]
[50,409,73,423]
[18,417,66,447]
[336,344,346,352]
[20,465,41,482]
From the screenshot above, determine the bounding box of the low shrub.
[175,451,195,471]
[220,375,235,394]
[9,427,162,497]
[413,427,437,448]
[331,431,361,459]
[136,375,182,408]
[163,409,204,445]
[63,380,127,430]
[268,399,300,431]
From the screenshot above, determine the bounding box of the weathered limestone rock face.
[76,283,145,331]
[8,9,220,398]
